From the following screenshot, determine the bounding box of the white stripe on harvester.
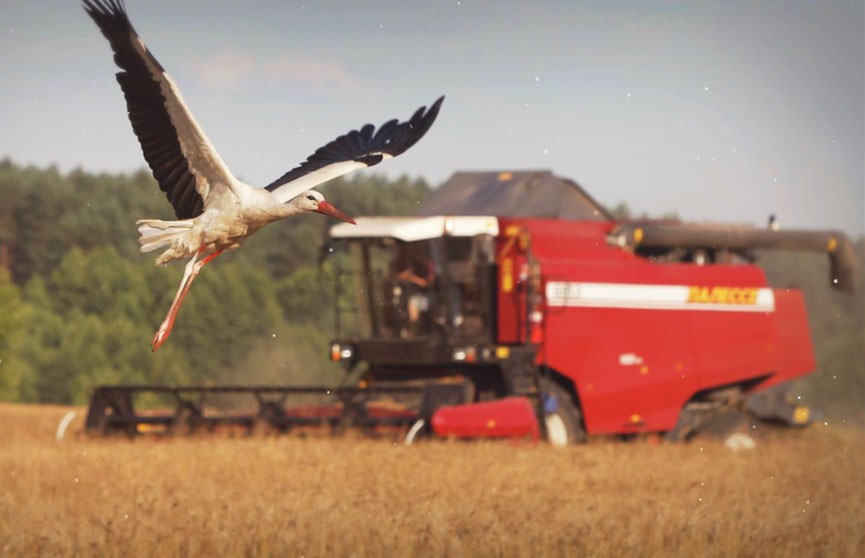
[545,282,775,312]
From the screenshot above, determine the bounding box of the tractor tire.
[544,382,586,446]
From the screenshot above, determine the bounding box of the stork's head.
[298,190,356,224]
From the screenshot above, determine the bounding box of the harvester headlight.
[330,343,354,362]
[452,346,476,362]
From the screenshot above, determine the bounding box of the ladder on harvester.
[501,347,550,439]
[501,237,552,439]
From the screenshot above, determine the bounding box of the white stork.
[83,0,444,350]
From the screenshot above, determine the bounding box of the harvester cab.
[327,216,502,368]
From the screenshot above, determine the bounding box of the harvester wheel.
[544,383,585,446]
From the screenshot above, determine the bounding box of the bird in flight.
[82,0,444,350]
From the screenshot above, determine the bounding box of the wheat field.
[0,403,862,557]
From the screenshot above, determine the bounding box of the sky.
[1,0,863,235]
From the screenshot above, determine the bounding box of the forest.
[0,158,862,416]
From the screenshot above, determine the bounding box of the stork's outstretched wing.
[84,0,237,219]
[265,96,444,203]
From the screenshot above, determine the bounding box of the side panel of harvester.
[496,219,816,435]
[761,289,815,390]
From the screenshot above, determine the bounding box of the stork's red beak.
[315,201,356,224]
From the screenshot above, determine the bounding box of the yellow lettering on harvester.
[687,286,758,305]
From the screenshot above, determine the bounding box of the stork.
[83,0,444,350]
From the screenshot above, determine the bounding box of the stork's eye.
[306,195,316,201]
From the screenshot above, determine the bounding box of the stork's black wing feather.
[264,96,444,201]
[83,0,205,219]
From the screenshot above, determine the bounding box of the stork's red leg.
[152,248,223,351]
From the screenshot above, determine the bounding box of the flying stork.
[82,0,444,350]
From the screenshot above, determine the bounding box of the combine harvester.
[85,171,856,445]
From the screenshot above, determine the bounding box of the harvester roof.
[330,215,499,241]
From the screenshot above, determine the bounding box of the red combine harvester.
[86,171,856,444]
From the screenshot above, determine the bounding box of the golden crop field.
[1,403,863,558]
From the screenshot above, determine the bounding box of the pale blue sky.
[1,1,863,234]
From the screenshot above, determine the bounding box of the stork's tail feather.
[136,219,195,255]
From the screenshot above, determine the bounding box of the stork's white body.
[138,184,302,265]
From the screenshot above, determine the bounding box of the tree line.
[0,159,861,415]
